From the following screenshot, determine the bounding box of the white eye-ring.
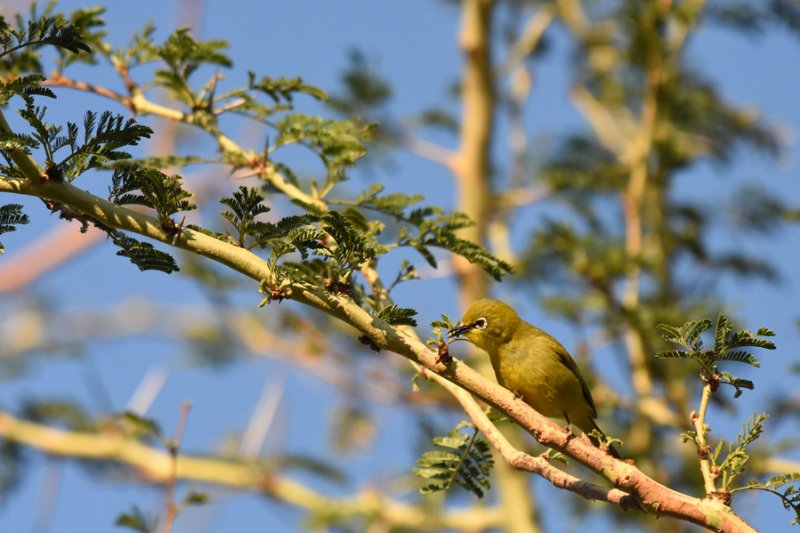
[474,317,488,330]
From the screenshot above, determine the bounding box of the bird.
[449,298,620,458]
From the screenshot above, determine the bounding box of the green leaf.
[249,73,327,102]
[115,506,156,532]
[656,315,775,397]
[183,491,209,506]
[682,318,713,350]
[0,4,92,66]
[320,209,383,276]
[58,111,152,180]
[398,211,513,281]
[21,400,94,431]
[718,412,767,489]
[0,74,54,105]
[719,372,755,397]
[219,185,271,247]
[0,204,29,253]
[718,350,761,367]
[109,168,195,221]
[275,113,371,174]
[714,313,732,353]
[413,426,494,498]
[654,349,695,360]
[376,304,418,326]
[111,233,180,274]
[115,411,162,438]
[729,329,777,350]
[430,313,456,331]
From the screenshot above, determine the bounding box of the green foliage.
[275,114,372,176]
[0,2,92,75]
[110,232,179,274]
[217,186,328,256]
[399,210,513,281]
[13,100,152,181]
[656,314,775,397]
[426,313,457,350]
[220,185,271,247]
[0,74,54,105]
[153,28,231,107]
[658,314,795,524]
[318,209,386,279]
[249,73,327,103]
[327,49,391,117]
[0,203,29,253]
[742,473,800,526]
[333,183,424,219]
[713,412,767,490]
[376,304,418,326]
[115,411,162,439]
[21,399,94,431]
[57,111,152,179]
[337,184,511,280]
[183,491,209,506]
[413,425,494,498]
[387,259,418,292]
[708,1,800,37]
[108,167,195,223]
[115,506,157,533]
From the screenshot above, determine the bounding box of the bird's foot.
[513,389,523,400]
[561,423,575,447]
[560,412,576,446]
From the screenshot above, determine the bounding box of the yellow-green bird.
[449,298,619,458]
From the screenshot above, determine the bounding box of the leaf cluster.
[109,231,180,274]
[413,425,494,498]
[0,2,92,75]
[708,1,800,37]
[743,473,800,526]
[0,74,54,105]
[335,184,512,280]
[109,167,195,224]
[426,313,457,348]
[275,114,372,178]
[680,412,768,493]
[656,314,775,397]
[400,210,512,281]
[218,185,321,255]
[327,49,391,118]
[0,203,29,253]
[376,304,418,326]
[152,28,231,108]
[3,94,152,182]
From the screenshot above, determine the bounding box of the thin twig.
[162,401,192,533]
[694,384,717,495]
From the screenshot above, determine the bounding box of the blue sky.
[1,1,799,532]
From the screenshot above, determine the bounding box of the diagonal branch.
[0,109,758,532]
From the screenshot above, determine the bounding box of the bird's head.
[448,298,522,352]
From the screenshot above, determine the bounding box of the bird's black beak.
[448,323,474,338]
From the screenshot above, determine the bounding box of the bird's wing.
[555,346,597,418]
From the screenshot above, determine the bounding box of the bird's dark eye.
[475,318,488,330]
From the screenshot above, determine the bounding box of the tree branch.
[0,109,758,532]
[695,383,718,496]
[0,410,503,531]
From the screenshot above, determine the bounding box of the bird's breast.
[494,342,565,419]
